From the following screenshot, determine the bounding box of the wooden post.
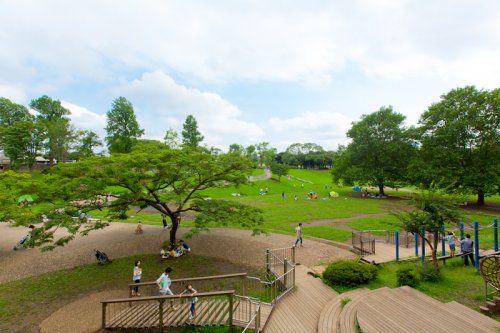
[242,276,246,297]
[292,245,296,264]
[101,303,107,329]
[266,249,270,276]
[395,231,399,262]
[228,294,234,333]
[159,300,164,332]
[284,259,289,289]
[474,221,479,270]
[494,218,498,252]
[256,304,261,333]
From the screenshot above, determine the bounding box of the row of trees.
[0,96,210,168]
[332,86,499,206]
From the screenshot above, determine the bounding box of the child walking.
[180,284,198,321]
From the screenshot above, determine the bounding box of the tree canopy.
[30,95,73,165]
[332,106,414,194]
[413,86,499,206]
[0,147,263,250]
[182,115,204,148]
[105,97,144,154]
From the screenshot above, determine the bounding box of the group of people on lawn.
[132,262,198,322]
[161,239,191,259]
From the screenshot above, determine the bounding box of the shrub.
[420,264,441,282]
[323,260,378,287]
[340,297,351,308]
[396,265,420,287]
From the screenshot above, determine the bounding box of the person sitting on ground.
[169,246,182,258]
[180,284,198,321]
[13,224,35,251]
[160,248,169,259]
[179,239,191,253]
[444,231,457,257]
[135,220,143,234]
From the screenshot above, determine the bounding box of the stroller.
[95,249,112,265]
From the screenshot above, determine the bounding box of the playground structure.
[479,254,500,314]
[353,218,499,268]
[101,246,296,332]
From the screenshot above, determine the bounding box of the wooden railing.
[128,272,248,298]
[101,290,235,331]
[104,246,297,332]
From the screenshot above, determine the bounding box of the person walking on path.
[161,214,169,229]
[294,223,303,247]
[132,260,142,296]
[460,234,475,266]
[180,284,198,321]
[156,267,176,309]
[444,231,457,257]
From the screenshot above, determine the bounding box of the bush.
[323,260,378,287]
[396,265,420,287]
[420,264,441,282]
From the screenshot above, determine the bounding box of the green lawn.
[88,169,499,247]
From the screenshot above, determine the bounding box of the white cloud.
[1,1,498,87]
[0,83,26,103]
[266,111,352,150]
[112,71,265,147]
[62,101,107,137]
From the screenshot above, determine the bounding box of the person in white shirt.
[132,260,142,296]
[294,223,303,247]
[156,267,176,310]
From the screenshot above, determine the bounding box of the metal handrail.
[242,303,261,333]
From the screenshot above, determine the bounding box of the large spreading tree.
[0,146,263,250]
[332,106,414,194]
[105,97,144,154]
[414,86,499,206]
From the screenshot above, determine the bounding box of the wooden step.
[357,286,500,333]
[445,301,500,332]
[317,288,368,333]
[486,301,497,312]
[337,288,390,333]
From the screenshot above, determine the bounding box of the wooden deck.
[264,265,337,332]
[356,286,500,333]
[317,288,367,333]
[362,242,434,264]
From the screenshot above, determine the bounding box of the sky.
[0,0,499,151]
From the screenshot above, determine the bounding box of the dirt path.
[303,212,388,229]
[0,223,354,284]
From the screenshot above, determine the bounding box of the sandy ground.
[0,223,354,284]
[0,222,354,333]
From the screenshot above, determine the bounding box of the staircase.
[316,286,500,333]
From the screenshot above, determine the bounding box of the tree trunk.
[169,214,180,247]
[477,189,485,206]
[378,183,385,195]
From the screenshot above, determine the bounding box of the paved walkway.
[265,265,337,332]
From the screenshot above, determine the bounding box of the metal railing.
[352,231,376,254]
[241,302,261,333]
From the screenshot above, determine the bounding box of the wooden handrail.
[102,290,235,304]
[129,272,247,288]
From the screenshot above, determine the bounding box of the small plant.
[323,259,378,287]
[396,265,420,287]
[340,297,351,308]
[420,263,441,282]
